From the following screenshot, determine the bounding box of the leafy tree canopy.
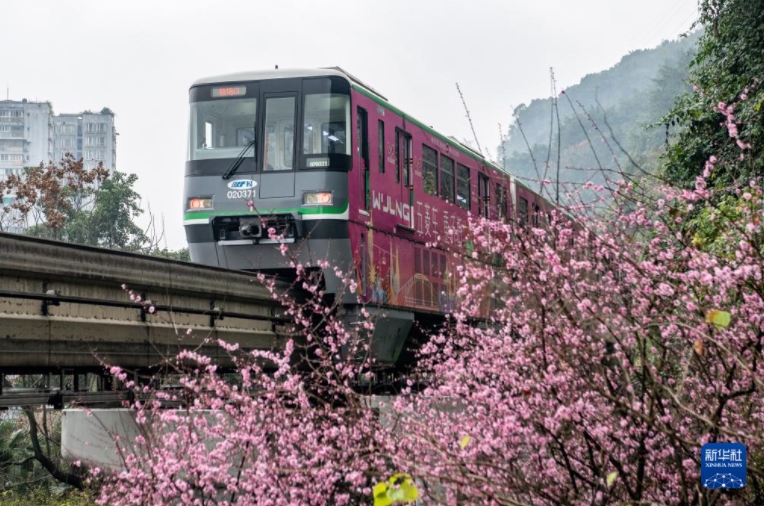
[0,155,185,258]
[663,0,764,186]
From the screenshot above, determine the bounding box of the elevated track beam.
[0,232,291,372]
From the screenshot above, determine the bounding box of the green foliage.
[0,414,55,495]
[89,172,147,251]
[149,246,191,261]
[0,489,95,506]
[0,408,87,500]
[22,169,150,252]
[373,474,419,506]
[3,157,193,255]
[0,418,29,483]
[663,0,764,186]
[686,190,760,258]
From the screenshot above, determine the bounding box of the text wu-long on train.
[183,67,550,368]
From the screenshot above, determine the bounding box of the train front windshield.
[187,77,352,174]
[188,97,257,162]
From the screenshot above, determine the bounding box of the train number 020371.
[226,190,252,199]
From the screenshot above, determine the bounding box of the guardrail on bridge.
[0,232,290,374]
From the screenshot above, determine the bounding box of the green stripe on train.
[183,202,349,222]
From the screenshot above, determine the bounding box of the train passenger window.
[519,197,529,228]
[378,120,385,173]
[188,97,257,162]
[478,173,490,218]
[395,130,402,183]
[422,145,438,196]
[440,155,455,203]
[457,164,471,211]
[263,96,296,171]
[496,184,507,220]
[532,203,541,227]
[357,107,369,210]
[396,130,412,187]
[302,93,351,159]
[357,107,369,170]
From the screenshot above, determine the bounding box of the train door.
[258,81,298,199]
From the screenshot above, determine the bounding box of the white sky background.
[2,0,698,250]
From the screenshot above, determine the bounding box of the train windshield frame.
[188,96,257,163]
[186,76,352,176]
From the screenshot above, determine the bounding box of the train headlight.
[188,197,213,211]
[303,191,333,205]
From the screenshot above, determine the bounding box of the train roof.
[192,68,348,87]
[192,67,512,179]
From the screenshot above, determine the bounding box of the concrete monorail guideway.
[0,232,290,381]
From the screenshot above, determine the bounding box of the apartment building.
[0,99,117,177]
[1,99,117,232]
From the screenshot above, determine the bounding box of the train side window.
[457,164,471,211]
[357,107,369,170]
[395,130,401,183]
[519,197,529,228]
[497,184,507,221]
[532,203,540,227]
[405,136,413,187]
[357,107,369,210]
[440,155,455,203]
[396,129,412,186]
[378,119,385,173]
[422,145,438,196]
[478,173,490,218]
[302,92,351,167]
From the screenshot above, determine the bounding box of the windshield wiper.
[221,137,256,180]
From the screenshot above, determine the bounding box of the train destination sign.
[211,85,246,98]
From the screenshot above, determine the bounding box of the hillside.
[499,31,701,200]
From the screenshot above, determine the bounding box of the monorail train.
[183,67,548,366]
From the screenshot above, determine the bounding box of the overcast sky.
[2,0,698,249]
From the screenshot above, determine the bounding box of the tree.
[0,410,86,497]
[0,155,108,239]
[663,0,764,186]
[149,247,191,261]
[0,155,183,255]
[0,417,32,488]
[62,171,148,251]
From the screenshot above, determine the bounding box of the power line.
[639,0,686,43]
[636,0,696,48]
[667,10,698,38]
[455,82,483,156]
